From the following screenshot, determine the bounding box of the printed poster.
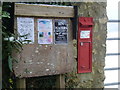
[37,19,53,44]
[17,17,34,44]
[54,19,68,44]
[80,31,90,38]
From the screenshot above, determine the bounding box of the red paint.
[78,17,93,73]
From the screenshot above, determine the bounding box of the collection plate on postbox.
[78,17,94,73]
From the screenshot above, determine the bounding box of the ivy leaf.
[2,11,10,18]
[8,56,13,72]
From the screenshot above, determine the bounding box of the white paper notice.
[80,31,90,38]
[17,17,34,44]
[37,19,53,44]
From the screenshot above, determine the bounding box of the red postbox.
[78,17,94,73]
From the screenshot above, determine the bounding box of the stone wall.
[1,1,108,89]
[65,2,107,88]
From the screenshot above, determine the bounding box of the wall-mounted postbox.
[78,17,94,73]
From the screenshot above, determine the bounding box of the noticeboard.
[13,3,74,78]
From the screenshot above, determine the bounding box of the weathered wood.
[14,3,74,17]
[16,78,26,89]
[56,74,65,88]
[13,18,74,78]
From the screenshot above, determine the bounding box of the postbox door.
[78,17,93,73]
[78,42,92,73]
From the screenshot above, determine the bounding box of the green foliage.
[1,11,10,18]
[0,4,11,19]
[65,72,79,88]
[2,3,23,89]
[25,2,72,6]
[8,56,13,72]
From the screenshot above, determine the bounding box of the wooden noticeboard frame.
[13,3,74,78]
[14,3,74,17]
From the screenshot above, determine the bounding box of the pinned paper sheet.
[54,19,68,44]
[37,19,53,44]
[80,31,90,39]
[17,17,34,44]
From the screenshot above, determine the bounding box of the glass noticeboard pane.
[37,19,53,44]
[54,19,68,44]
